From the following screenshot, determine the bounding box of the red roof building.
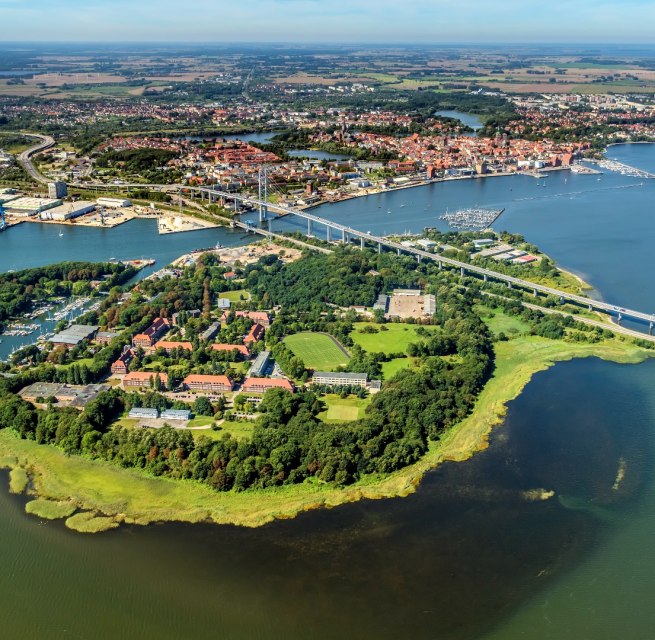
[153,340,193,353]
[122,371,169,388]
[241,377,294,394]
[183,374,233,393]
[111,346,135,375]
[132,317,170,348]
[244,323,265,345]
[211,344,251,357]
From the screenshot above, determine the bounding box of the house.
[122,371,169,388]
[153,340,193,354]
[223,271,237,280]
[312,371,368,388]
[211,344,250,358]
[184,374,234,393]
[244,323,265,345]
[132,317,170,348]
[95,331,118,345]
[111,345,135,375]
[241,377,294,394]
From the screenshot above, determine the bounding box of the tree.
[193,396,214,417]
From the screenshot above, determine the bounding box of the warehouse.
[41,201,96,221]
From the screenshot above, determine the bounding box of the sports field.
[284,332,349,370]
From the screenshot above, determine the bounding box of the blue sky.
[2,0,655,43]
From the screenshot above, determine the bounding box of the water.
[0,219,251,359]
[1,144,655,638]
[435,110,484,131]
[179,131,282,144]
[287,149,351,161]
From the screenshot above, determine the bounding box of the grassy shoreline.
[0,335,651,533]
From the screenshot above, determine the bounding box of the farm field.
[284,332,349,370]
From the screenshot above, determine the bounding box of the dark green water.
[1,144,655,638]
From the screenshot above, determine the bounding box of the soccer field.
[284,332,350,370]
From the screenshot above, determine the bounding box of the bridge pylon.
[258,166,269,223]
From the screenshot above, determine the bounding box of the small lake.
[435,110,484,131]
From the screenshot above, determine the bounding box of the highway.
[14,133,55,184]
[71,180,655,329]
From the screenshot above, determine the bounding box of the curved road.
[14,132,55,184]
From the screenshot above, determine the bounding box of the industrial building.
[5,197,61,217]
[41,201,95,221]
[20,382,110,408]
[97,197,132,208]
[96,198,132,209]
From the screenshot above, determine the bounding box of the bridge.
[72,179,655,333]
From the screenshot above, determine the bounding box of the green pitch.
[284,332,350,370]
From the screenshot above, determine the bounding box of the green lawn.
[220,289,250,302]
[218,419,256,441]
[317,395,370,423]
[351,322,438,355]
[476,305,530,338]
[284,332,349,370]
[381,357,413,379]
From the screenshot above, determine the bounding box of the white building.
[97,197,132,209]
[42,201,95,221]
[313,371,368,388]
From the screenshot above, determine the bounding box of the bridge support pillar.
[307,219,313,236]
[417,255,421,263]
[378,243,382,254]
[483,274,488,282]
[460,267,465,278]
[397,248,401,256]
[438,260,443,270]
[507,282,512,289]
[326,226,331,243]
[267,218,272,234]
[589,304,592,312]
[342,229,347,243]
[533,289,537,297]
[617,313,622,325]
[650,322,654,336]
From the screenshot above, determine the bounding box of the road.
[14,133,55,184]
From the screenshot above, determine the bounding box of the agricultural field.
[351,322,438,355]
[284,332,349,370]
[317,395,371,423]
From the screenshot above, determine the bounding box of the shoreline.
[0,334,651,533]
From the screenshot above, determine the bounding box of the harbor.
[439,207,505,231]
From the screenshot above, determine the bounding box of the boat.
[58,232,64,237]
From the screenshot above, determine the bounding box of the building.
[249,351,270,377]
[244,323,265,345]
[19,382,110,408]
[160,409,191,421]
[111,345,135,375]
[42,201,95,221]
[313,371,368,388]
[47,181,68,198]
[95,331,118,345]
[211,343,250,358]
[183,374,233,394]
[97,197,132,208]
[241,377,294,394]
[217,298,231,310]
[153,340,193,353]
[128,407,159,419]
[220,310,270,328]
[200,322,220,341]
[373,294,389,313]
[51,324,99,349]
[132,317,170,348]
[122,371,169,388]
[5,197,61,217]
[424,294,436,316]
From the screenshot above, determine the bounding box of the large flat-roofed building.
[160,409,191,421]
[312,371,368,388]
[19,382,109,408]
[242,377,294,394]
[51,324,99,348]
[122,371,169,388]
[184,374,233,394]
[42,201,95,221]
[6,197,61,217]
[97,197,132,208]
[128,407,159,419]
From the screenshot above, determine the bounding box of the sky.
[1,0,655,43]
